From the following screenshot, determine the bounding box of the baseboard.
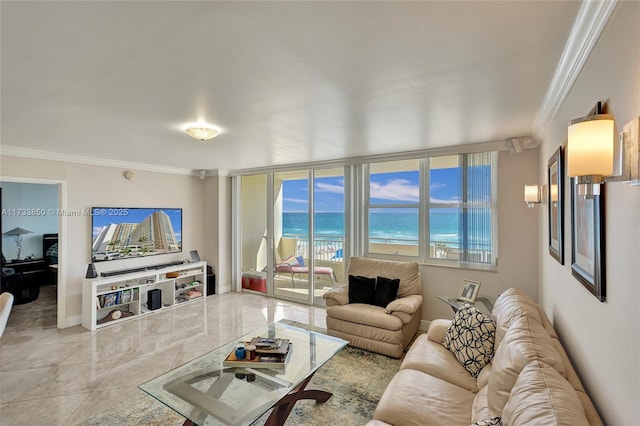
[217,284,232,294]
[419,319,431,331]
[62,314,82,329]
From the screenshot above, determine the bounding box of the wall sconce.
[567,102,615,198]
[524,185,541,208]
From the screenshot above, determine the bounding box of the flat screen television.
[91,207,182,263]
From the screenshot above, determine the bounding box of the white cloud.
[370,179,419,202]
[284,197,309,204]
[430,196,461,203]
[315,181,344,194]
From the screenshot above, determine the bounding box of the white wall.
[536,2,640,423]
[1,181,59,259]
[204,174,232,294]
[0,156,206,327]
[422,148,540,320]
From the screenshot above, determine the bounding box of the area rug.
[82,320,401,425]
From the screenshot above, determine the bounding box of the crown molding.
[533,0,620,134]
[0,145,197,176]
[230,136,533,176]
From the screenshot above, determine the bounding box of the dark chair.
[1,254,40,305]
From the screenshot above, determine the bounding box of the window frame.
[363,153,498,270]
[363,163,421,260]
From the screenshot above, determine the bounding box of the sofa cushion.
[488,316,566,417]
[374,276,400,307]
[347,257,421,297]
[401,333,478,392]
[426,319,453,344]
[471,385,491,423]
[443,303,496,378]
[326,304,403,331]
[502,360,589,426]
[491,288,542,348]
[348,275,376,304]
[372,369,475,426]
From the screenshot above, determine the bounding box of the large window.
[427,153,497,267]
[366,152,497,268]
[367,160,419,257]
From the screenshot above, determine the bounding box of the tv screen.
[91,207,182,263]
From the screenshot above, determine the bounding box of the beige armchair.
[322,257,423,358]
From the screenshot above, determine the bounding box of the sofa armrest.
[386,294,422,315]
[426,319,452,344]
[322,285,349,306]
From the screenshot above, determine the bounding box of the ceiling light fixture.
[185,123,219,141]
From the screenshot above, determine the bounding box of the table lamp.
[3,227,33,260]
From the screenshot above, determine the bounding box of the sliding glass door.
[238,168,345,306]
[239,174,268,294]
[273,170,310,302]
[312,168,345,305]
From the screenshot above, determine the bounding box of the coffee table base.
[182,371,331,426]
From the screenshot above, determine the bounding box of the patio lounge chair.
[274,252,336,288]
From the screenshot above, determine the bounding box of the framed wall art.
[457,279,481,303]
[548,147,564,264]
[570,178,605,302]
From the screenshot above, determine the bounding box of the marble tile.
[62,386,140,426]
[0,342,84,371]
[59,336,138,366]
[1,393,88,426]
[38,325,95,346]
[93,353,177,391]
[0,290,325,426]
[0,367,54,403]
[17,360,120,401]
[119,332,188,359]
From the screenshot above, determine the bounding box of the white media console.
[82,261,207,331]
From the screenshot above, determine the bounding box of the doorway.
[237,168,345,307]
[1,178,63,328]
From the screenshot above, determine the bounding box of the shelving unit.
[82,261,207,331]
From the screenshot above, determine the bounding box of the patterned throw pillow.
[442,303,496,377]
[281,255,300,267]
[472,418,502,426]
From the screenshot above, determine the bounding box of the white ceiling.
[1,1,580,173]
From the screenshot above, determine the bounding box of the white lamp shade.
[524,185,540,203]
[567,115,615,177]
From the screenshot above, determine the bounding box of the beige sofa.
[368,288,603,426]
[323,257,423,358]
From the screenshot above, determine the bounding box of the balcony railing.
[284,234,344,262]
[283,234,492,264]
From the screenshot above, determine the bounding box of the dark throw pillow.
[374,276,400,308]
[348,275,376,304]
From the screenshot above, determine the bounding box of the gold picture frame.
[457,279,481,303]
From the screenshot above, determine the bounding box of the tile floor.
[0,286,327,425]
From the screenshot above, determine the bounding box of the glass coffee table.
[139,322,347,426]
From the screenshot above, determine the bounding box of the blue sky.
[282,168,466,212]
[92,208,182,241]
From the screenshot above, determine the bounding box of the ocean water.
[282,211,491,247]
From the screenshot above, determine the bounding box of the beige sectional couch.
[368,288,603,426]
